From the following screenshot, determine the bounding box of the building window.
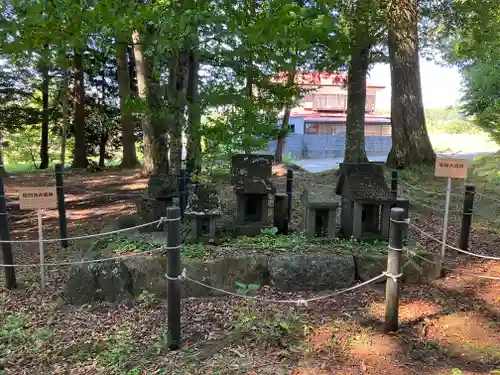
[289,124,295,133]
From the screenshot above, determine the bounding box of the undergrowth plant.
[231,282,309,349]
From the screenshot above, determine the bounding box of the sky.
[369,58,463,111]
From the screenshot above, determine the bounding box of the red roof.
[271,71,385,88]
[291,110,391,124]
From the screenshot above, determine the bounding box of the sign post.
[434,158,469,267]
[18,187,58,289]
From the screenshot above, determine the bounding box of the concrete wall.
[267,134,392,159]
[277,117,305,134]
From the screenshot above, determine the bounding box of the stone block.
[268,253,355,292]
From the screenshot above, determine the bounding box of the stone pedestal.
[185,183,222,243]
[231,154,276,236]
[302,187,338,237]
[336,163,396,240]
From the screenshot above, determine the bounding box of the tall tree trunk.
[168,52,188,176]
[275,68,296,163]
[98,132,108,167]
[0,134,7,176]
[71,51,88,168]
[386,0,435,167]
[127,46,137,95]
[344,46,370,163]
[39,45,50,170]
[60,63,69,166]
[186,47,202,175]
[116,38,139,168]
[132,30,155,175]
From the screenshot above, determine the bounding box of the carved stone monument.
[301,186,338,237]
[231,154,276,236]
[335,163,396,240]
[185,183,222,242]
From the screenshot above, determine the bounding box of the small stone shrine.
[336,163,396,240]
[231,154,276,235]
[301,187,338,237]
[184,183,222,242]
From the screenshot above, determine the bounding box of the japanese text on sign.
[434,158,469,179]
[18,187,57,210]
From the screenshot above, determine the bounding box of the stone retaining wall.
[64,249,441,305]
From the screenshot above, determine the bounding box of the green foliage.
[0,313,28,345]
[231,305,309,348]
[136,290,157,307]
[450,369,463,375]
[461,63,500,144]
[425,108,482,135]
[181,243,205,259]
[230,228,387,254]
[97,331,134,372]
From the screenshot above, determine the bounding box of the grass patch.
[227,228,388,254]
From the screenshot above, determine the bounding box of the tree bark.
[39,45,50,169]
[98,132,108,167]
[60,63,69,166]
[116,38,139,168]
[186,47,202,175]
[71,51,88,168]
[275,68,296,163]
[344,45,370,163]
[132,30,155,175]
[386,0,435,167]
[168,53,188,176]
[0,133,7,177]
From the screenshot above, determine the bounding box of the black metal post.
[391,170,399,199]
[384,207,404,333]
[273,194,288,234]
[0,174,16,289]
[166,206,181,350]
[459,184,475,251]
[394,198,410,243]
[55,164,68,248]
[178,169,187,219]
[286,169,293,229]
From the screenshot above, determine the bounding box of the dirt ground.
[0,167,498,375]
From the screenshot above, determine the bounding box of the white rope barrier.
[0,216,179,244]
[407,249,500,281]
[399,179,461,197]
[475,191,500,204]
[166,269,387,306]
[409,222,500,261]
[0,245,178,267]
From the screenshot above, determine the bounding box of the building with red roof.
[274,72,391,136]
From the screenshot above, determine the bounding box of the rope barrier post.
[459,184,475,251]
[286,169,293,231]
[178,169,187,219]
[0,173,16,289]
[55,164,68,248]
[384,207,404,333]
[394,198,409,243]
[166,206,181,350]
[37,210,45,289]
[273,193,288,234]
[441,177,452,273]
[391,170,399,199]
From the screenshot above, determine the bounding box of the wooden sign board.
[434,158,469,179]
[18,187,57,210]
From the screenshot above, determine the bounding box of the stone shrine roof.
[335,163,395,203]
[302,186,339,209]
[185,183,222,217]
[231,154,276,194]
